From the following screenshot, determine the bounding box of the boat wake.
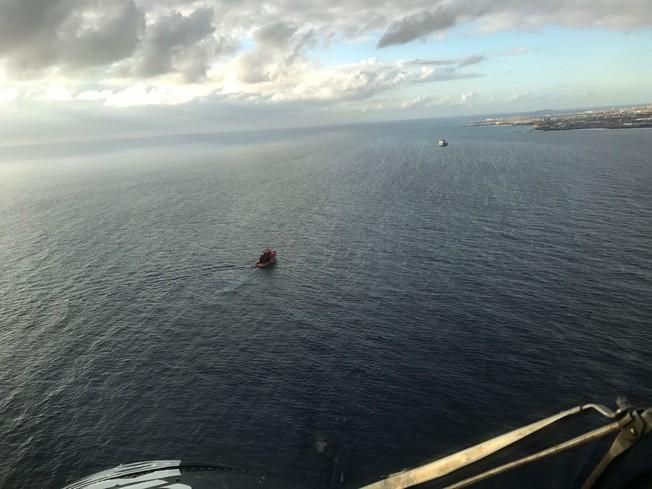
[214,265,258,295]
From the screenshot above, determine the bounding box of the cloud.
[235,22,316,85]
[414,69,483,83]
[460,91,479,103]
[457,54,485,67]
[65,1,144,69]
[377,0,652,46]
[1,47,480,109]
[136,7,230,80]
[255,22,298,49]
[410,58,460,67]
[401,95,436,109]
[0,0,145,73]
[409,54,486,67]
[398,91,481,110]
[377,7,463,47]
[0,88,19,104]
[406,54,485,83]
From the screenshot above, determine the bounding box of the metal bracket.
[581,408,652,489]
[359,403,652,489]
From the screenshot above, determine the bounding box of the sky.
[0,0,651,143]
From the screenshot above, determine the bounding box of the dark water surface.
[1,120,651,489]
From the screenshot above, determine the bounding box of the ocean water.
[0,119,651,489]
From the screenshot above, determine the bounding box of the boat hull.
[255,258,276,268]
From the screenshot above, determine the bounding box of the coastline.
[467,104,652,131]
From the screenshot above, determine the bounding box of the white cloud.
[460,91,479,104]
[414,66,483,83]
[0,88,18,104]
[103,83,216,106]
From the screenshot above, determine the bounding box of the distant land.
[467,104,652,131]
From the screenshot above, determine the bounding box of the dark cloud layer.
[0,0,144,72]
[377,0,652,47]
[377,7,461,48]
[255,22,298,48]
[138,7,217,78]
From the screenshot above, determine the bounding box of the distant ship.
[438,139,448,147]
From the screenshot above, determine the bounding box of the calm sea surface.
[1,119,651,489]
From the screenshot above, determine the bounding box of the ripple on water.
[0,123,651,489]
